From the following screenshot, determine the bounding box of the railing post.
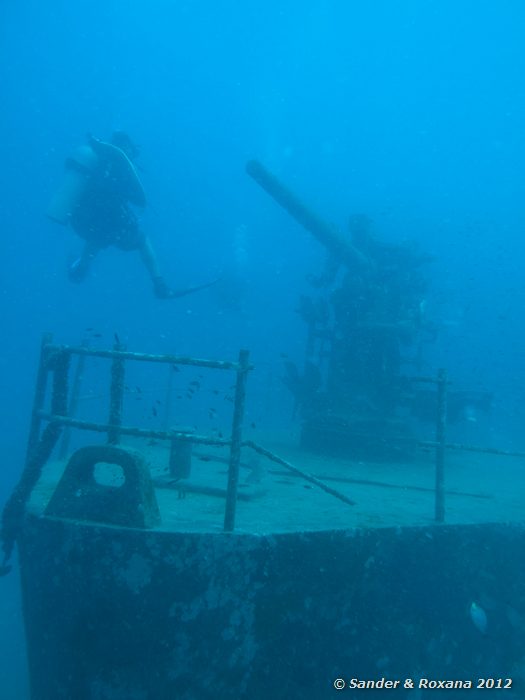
[59,339,88,459]
[51,348,71,419]
[224,349,250,532]
[108,339,125,445]
[1,347,70,575]
[25,332,53,462]
[435,368,448,522]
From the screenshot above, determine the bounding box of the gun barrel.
[246,159,366,270]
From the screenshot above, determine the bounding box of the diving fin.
[155,276,220,300]
[168,278,221,299]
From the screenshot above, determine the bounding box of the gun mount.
[247,159,432,459]
[246,159,369,272]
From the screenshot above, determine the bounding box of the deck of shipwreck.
[28,436,525,534]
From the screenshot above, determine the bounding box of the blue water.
[1,1,524,697]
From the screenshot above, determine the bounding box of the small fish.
[152,406,158,417]
[198,455,212,462]
[155,400,162,405]
[463,405,478,423]
[92,333,102,338]
[469,602,487,634]
[189,380,200,388]
[279,352,289,358]
[250,422,256,429]
[176,395,183,399]
[172,365,180,372]
[212,389,220,395]
[114,332,121,345]
[136,386,142,393]
[85,327,94,331]
[147,439,158,446]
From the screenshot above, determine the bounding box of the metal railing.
[31,334,252,533]
[2,334,521,579]
[0,331,256,576]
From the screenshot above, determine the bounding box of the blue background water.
[1,1,524,696]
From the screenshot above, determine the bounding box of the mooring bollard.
[169,430,194,479]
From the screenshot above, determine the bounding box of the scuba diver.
[47,131,215,299]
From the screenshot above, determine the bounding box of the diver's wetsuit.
[70,157,145,252]
[57,134,208,298]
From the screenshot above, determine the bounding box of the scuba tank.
[47,137,146,225]
[46,144,99,225]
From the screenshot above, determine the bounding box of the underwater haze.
[1,1,525,697]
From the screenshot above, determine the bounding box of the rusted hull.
[19,516,525,699]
